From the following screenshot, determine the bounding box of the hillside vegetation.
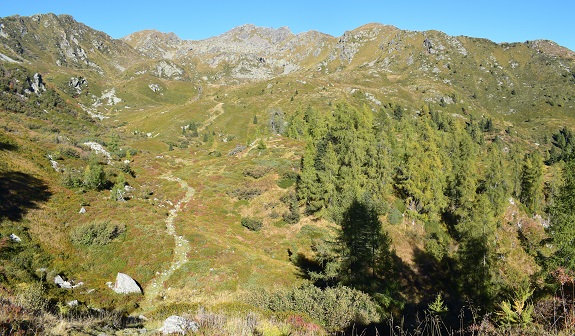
[1,13,575,335]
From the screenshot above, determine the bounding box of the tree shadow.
[408,247,466,328]
[0,171,52,222]
[290,252,326,285]
[0,141,17,151]
[0,132,17,151]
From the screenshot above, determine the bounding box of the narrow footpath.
[140,175,194,311]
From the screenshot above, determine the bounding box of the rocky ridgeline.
[0,13,143,73]
[1,13,574,88]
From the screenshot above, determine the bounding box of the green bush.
[241,217,263,231]
[70,220,126,246]
[276,178,295,189]
[245,284,380,332]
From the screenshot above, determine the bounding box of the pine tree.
[297,143,322,213]
[548,158,575,271]
[446,127,479,219]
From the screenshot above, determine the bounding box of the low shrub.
[70,220,126,246]
[229,187,263,200]
[241,217,263,231]
[243,166,270,179]
[245,283,380,332]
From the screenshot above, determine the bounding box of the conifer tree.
[548,158,575,271]
[520,152,545,214]
[394,119,447,221]
[446,127,479,219]
[339,195,392,292]
[482,142,510,214]
[456,193,500,307]
[83,161,105,191]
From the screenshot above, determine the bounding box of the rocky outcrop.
[154,61,183,79]
[109,272,142,294]
[159,315,199,335]
[69,76,87,94]
[23,73,46,96]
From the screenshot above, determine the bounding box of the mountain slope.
[2,13,575,335]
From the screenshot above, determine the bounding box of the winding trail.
[140,175,194,310]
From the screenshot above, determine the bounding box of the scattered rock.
[54,275,83,289]
[423,38,435,54]
[149,83,161,92]
[155,61,183,79]
[110,273,143,294]
[48,156,60,172]
[79,207,86,214]
[159,315,199,335]
[228,145,247,156]
[83,141,112,164]
[101,88,122,105]
[67,300,79,307]
[9,233,21,242]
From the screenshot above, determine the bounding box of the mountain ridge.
[1,13,574,130]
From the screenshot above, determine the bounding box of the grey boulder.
[110,272,142,294]
[159,315,199,335]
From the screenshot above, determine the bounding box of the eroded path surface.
[198,102,224,132]
[140,175,194,310]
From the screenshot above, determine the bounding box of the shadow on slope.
[0,171,52,222]
[0,141,17,151]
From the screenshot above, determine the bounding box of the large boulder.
[111,272,142,294]
[159,315,199,335]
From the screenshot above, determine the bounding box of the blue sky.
[1,1,574,51]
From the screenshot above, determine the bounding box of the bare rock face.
[111,272,142,294]
[159,315,199,335]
